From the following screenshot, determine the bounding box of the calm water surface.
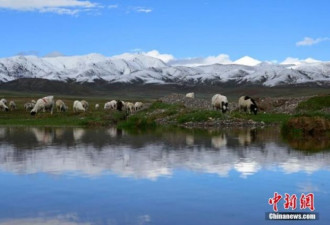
[0,126,329,225]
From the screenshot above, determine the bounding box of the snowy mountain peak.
[0,53,329,86]
[234,56,261,66]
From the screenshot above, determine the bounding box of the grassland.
[0,93,329,131]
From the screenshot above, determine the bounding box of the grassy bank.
[0,94,329,130]
[0,96,129,127]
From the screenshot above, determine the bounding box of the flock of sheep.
[185,92,258,115]
[0,96,144,116]
[0,92,258,116]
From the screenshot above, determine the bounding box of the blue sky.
[0,0,329,62]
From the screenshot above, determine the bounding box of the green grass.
[297,95,330,111]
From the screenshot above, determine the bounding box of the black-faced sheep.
[238,96,258,115]
[116,100,125,111]
[211,94,229,113]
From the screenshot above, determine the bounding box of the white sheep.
[81,100,89,111]
[0,99,9,111]
[211,94,228,113]
[9,101,16,111]
[238,96,258,115]
[56,99,68,112]
[0,98,8,105]
[126,102,135,113]
[73,100,85,112]
[109,100,117,109]
[95,104,99,110]
[186,92,195,98]
[30,96,54,115]
[134,102,143,111]
[24,102,35,111]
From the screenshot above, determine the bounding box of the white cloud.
[0,0,98,15]
[296,37,330,46]
[169,54,232,67]
[108,4,118,9]
[142,50,174,63]
[281,57,320,65]
[135,7,152,13]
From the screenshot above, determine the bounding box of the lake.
[0,126,329,225]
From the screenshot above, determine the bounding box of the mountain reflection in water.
[0,126,329,179]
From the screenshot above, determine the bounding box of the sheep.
[109,100,117,109]
[126,102,135,113]
[116,100,125,111]
[0,99,9,111]
[134,102,143,111]
[9,101,16,111]
[81,100,89,111]
[238,96,258,115]
[211,94,229,113]
[0,98,8,105]
[186,92,195,98]
[95,104,99,110]
[73,100,85,112]
[56,99,68,112]
[104,100,117,110]
[30,96,54,115]
[24,102,35,111]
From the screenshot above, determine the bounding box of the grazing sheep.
[134,102,143,111]
[31,100,36,104]
[9,101,16,111]
[24,102,35,111]
[73,100,85,112]
[0,98,8,105]
[81,100,89,111]
[30,96,54,115]
[186,92,195,98]
[56,100,68,112]
[0,99,9,111]
[126,102,134,113]
[109,100,117,109]
[238,96,258,115]
[116,100,125,111]
[104,102,111,110]
[211,94,229,113]
[95,104,99,110]
[105,100,117,110]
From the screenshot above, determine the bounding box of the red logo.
[269,193,314,212]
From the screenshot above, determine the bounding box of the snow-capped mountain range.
[0,53,329,86]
